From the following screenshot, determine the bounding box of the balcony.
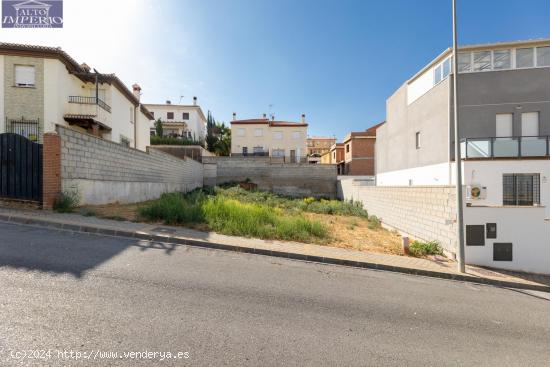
[64,96,112,132]
[461,136,550,159]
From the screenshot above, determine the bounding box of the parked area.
[79,185,404,255]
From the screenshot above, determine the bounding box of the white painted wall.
[407,66,435,105]
[376,162,453,186]
[110,87,136,147]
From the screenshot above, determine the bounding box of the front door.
[290,150,296,163]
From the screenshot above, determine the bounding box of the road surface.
[0,222,549,366]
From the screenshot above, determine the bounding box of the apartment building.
[230,113,308,162]
[307,136,336,163]
[375,39,550,273]
[144,98,206,142]
[0,43,152,151]
[341,123,383,176]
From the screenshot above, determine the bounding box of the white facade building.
[375,39,550,274]
[0,43,153,151]
[144,98,207,142]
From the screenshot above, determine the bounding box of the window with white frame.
[458,52,471,72]
[254,128,263,137]
[273,131,283,140]
[473,51,491,71]
[292,131,301,139]
[237,128,245,137]
[272,149,285,157]
[493,49,511,70]
[537,46,550,67]
[434,58,451,85]
[516,48,534,68]
[15,65,35,87]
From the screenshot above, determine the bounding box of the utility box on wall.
[466,184,487,200]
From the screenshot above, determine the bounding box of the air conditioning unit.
[466,184,487,200]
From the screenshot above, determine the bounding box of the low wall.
[339,180,457,254]
[57,126,203,205]
[203,157,337,198]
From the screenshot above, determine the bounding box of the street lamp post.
[452,0,466,273]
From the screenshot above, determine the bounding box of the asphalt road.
[0,222,549,366]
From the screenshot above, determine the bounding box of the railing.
[461,136,550,159]
[68,96,111,113]
[5,117,41,142]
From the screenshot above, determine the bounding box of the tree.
[205,111,218,152]
[154,118,163,137]
[213,122,231,156]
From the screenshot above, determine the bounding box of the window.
[167,112,174,120]
[536,46,550,67]
[333,152,336,159]
[503,174,540,206]
[237,128,245,137]
[434,64,442,84]
[458,52,471,72]
[273,131,283,140]
[15,65,35,87]
[182,112,190,120]
[345,144,350,153]
[516,48,534,68]
[496,113,513,137]
[130,107,134,124]
[415,132,421,149]
[473,51,491,71]
[493,49,511,70]
[272,149,285,157]
[521,112,539,137]
[242,147,248,156]
[442,58,451,78]
[253,146,264,154]
[254,128,263,137]
[292,131,301,139]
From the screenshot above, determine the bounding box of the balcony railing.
[461,136,550,159]
[68,96,111,113]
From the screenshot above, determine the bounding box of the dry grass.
[79,200,403,256]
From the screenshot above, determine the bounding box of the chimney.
[271,115,275,121]
[132,83,141,102]
[193,96,197,106]
[301,113,306,123]
[262,113,267,119]
[80,63,91,72]
[232,112,236,121]
[166,100,171,105]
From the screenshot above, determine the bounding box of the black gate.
[0,133,43,202]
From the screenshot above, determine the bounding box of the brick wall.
[57,125,203,205]
[338,179,457,255]
[42,132,61,209]
[203,156,337,198]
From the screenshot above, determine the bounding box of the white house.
[0,42,153,151]
[144,98,207,142]
[375,39,550,274]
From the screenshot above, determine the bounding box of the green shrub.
[138,192,205,224]
[409,241,443,257]
[80,208,96,217]
[53,190,80,213]
[150,136,203,146]
[368,215,381,229]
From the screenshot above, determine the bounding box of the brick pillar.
[42,132,61,210]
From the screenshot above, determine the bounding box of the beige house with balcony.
[144,98,207,142]
[0,43,153,151]
[230,113,308,162]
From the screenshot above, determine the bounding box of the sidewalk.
[1,206,549,292]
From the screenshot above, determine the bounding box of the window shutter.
[15,65,35,86]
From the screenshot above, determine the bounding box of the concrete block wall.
[57,125,203,205]
[203,157,337,198]
[339,180,457,254]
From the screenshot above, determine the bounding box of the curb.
[1,213,549,293]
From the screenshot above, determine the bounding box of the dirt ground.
[79,202,404,256]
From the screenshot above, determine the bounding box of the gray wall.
[376,78,451,174]
[58,125,203,205]
[452,68,550,158]
[203,157,337,198]
[338,179,457,255]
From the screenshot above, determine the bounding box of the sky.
[1,0,550,140]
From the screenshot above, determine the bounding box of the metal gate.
[0,133,43,202]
